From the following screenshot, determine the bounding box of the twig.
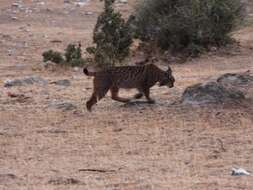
[217,138,226,152]
[78,169,117,173]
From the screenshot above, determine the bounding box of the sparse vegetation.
[42,50,64,64]
[133,0,245,56]
[65,43,82,63]
[3,1,253,189]
[86,0,133,67]
[42,43,87,67]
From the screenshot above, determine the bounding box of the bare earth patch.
[0,1,253,190]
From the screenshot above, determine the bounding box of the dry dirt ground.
[0,1,253,190]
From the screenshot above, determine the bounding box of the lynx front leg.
[143,88,155,104]
[86,86,110,111]
[110,87,130,103]
[86,92,97,111]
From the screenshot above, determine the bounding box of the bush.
[65,43,82,62]
[87,0,133,67]
[42,50,64,64]
[42,43,88,67]
[133,0,244,56]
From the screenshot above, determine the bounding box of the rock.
[74,0,90,7]
[7,49,14,56]
[4,79,23,87]
[11,3,21,8]
[51,79,71,87]
[217,72,253,98]
[117,0,128,3]
[42,60,57,69]
[4,76,48,87]
[182,82,245,105]
[232,167,250,176]
[182,71,253,105]
[37,2,45,6]
[217,72,253,87]
[84,11,94,15]
[11,16,19,21]
[73,67,79,72]
[0,173,17,184]
[49,101,77,111]
[7,92,31,103]
[48,177,82,185]
[22,76,47,85]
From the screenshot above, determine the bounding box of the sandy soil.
[0,1,253,189]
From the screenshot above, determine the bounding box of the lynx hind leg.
[86,92,97,111]
[110,87,130,103]
[86,79,111,111]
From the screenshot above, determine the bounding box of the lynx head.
[159,66,175,88]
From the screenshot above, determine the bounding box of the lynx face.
[84,64,175,111]
[159,67,175,88]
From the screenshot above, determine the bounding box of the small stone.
[42,60,56,68]
[51,79,71,87]
[48,177,82,185]
[11,3,21,8]
[7,49,14,56]
[4,79,23,87]
[232,167,250,176]
[37,2,45,6]
[74,0,90,7]
[73,67,79,72]
[11,17,19,21]
[117,0,128,3]
[49,101,77,111]
[84,11,94,15]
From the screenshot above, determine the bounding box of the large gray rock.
[182,82,245,105]
[217,72,253,99]
[217,72,253,87]
[182,71,253,105]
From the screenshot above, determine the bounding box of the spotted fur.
[84,64,175,111]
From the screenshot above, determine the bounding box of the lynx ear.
[83,68,89,76]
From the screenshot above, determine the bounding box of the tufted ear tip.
[83,67,89,75]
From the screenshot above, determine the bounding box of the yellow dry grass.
[0,0,253,189]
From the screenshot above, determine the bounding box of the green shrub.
[42,50,64,64]
[87,0,133,67]
[65,43,82,62]
[133,0,245,55]
[42,43,87,67]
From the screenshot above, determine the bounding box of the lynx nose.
[167,83,174,88]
